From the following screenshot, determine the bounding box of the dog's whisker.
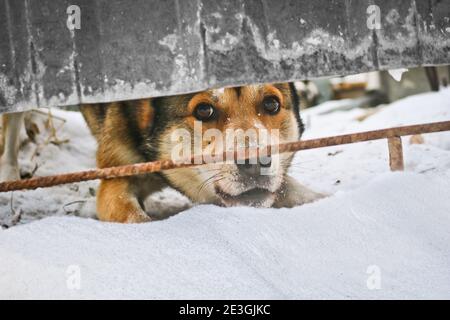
[201,176,227,195]
[288,163,317,169]
[200,171,233,194]
[197,172,223,195]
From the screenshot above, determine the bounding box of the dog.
[80,83,323,223]
[1,83,323,223]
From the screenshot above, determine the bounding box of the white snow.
[1,88,450,299]
[388,68,409,82]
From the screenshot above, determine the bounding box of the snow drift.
[1,88,450,299]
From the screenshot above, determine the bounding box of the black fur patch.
[121,101,145,154]
[288,82,305,136]
[234,86,242,98]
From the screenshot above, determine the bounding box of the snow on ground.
[0,89,449,299]
[297,89,450,194]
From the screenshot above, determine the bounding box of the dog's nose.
[237,156,272,176]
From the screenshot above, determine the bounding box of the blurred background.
[295,65,450,110]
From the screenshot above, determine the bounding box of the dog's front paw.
[96,178,153,223]
[274,175,327,208]
[125,212,152,224]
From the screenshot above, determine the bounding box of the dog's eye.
[194,103,216,121]
[262,96,280,115]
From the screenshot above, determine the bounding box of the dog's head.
[150,83,303,207]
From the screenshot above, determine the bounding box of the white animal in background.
[0,111,27,182]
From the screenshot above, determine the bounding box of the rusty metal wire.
[1,120,450,193]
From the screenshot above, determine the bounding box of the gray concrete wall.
[1,0,449,113]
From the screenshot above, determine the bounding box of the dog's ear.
[288,82,305,136]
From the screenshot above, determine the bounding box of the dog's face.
[152,83,303,207]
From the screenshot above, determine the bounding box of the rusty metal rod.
[387,136,404,171]
[1,120,450,192]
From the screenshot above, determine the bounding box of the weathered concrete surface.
[1,0,449,113]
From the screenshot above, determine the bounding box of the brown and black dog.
[80,83,323,223]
